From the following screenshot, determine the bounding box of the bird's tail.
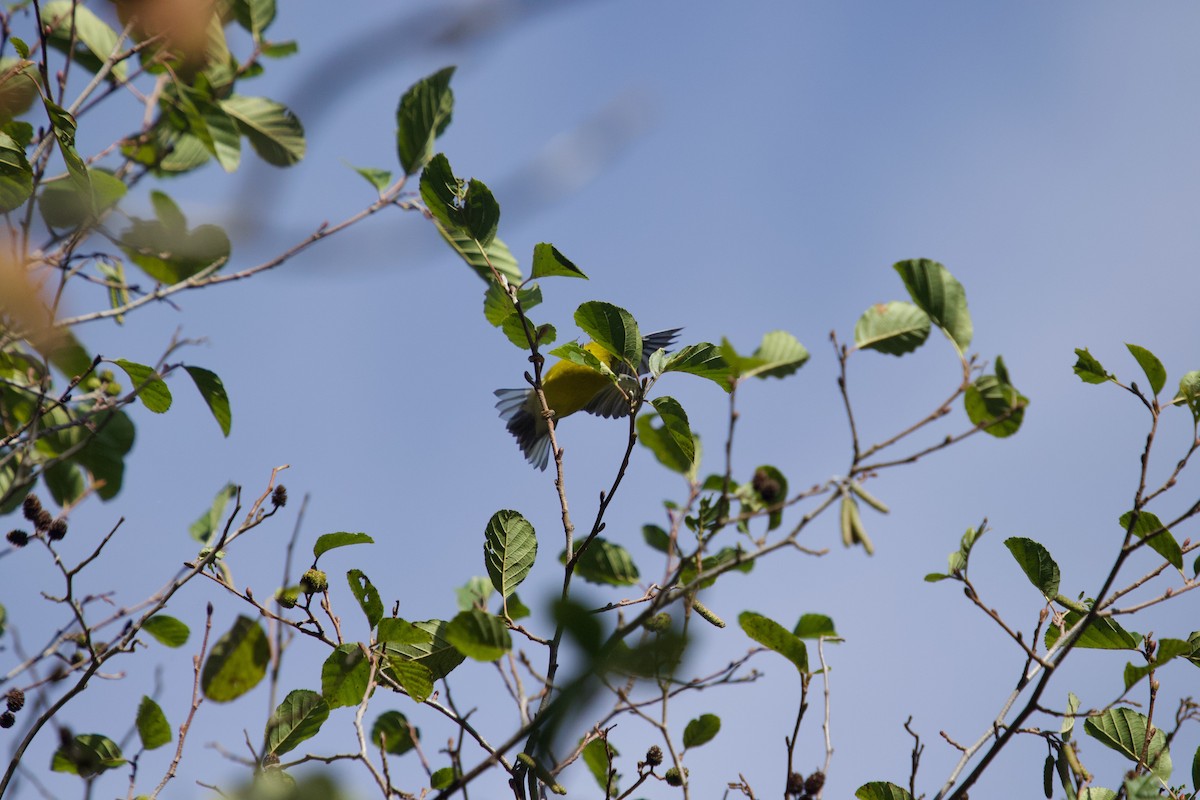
[494,389,552,471]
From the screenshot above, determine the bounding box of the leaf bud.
[22,494,42,522]
[645,745,663,767]
[271,485,287,508]
[48,517,68,541]
[664,766,686,787]
[4,689,22,713]
[0,712,13,729]
[6,529,29,547]
[300,568,328,595]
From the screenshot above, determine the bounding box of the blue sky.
[10,2,1200,798]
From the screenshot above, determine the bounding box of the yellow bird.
[495,329,681,469]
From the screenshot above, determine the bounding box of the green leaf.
[50,734,125,777]
[649,396,696,466]
[1174,370,1200,422]
[444,609,511,661]
[136,697,171,750]
[113,359,172,413]
[1119,511,1183,570]
[384,655,435,703]
[120,192,230,284]
[462,178,499,246]
[722,331,810,381]
[1120,776,1158,800]
[739,611,808,673]
[10,39,29,59]
[431,767,456,790]
[661,342,732,390]
[182,94,241,173]
[680,547,753,588]
[1062,692,1080,738]
[854,781,915,800]
[0,130,32,212]
[397,66,455,175]
[1192,744,1200,795]
[350,164,392,194]
[372,711,419,755]
[232,0,276,37]
[220,95,305,167]
[682,714,721,748]
[347,570,383,630]
[201,616,269,702]
[531,243,588,279]
[548,341,614,377]
[1045,611,1141,651]
[1003,537,1061,599]
[1078,789,1118,800]
[43,460,85,506]
[1125,343,1166,396]
[581,738,618,792]
[1084,707,1172,781]
[455,576,493,611]
[893,259,972,352]
[564,538,640,586]
[574,301,641,368]
[793,614,837,639]
[142,615,190,648]
[854,301,931,355]
[379,618,464,681]
[313,531,374,559]
[1073,348,1111,384]
[183,366,231,436]
[643,524,672,553]
[265,689,329,756]
[964,373,1026,438]
[483,509,537,599]
[483,281,541,326]
[40,2,128,80]
[637,411,694,475]
[320,644,371,709]
[189,482,237,543]
[438,225,521,283]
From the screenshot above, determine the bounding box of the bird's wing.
[494,388,552,470]
[583,328,683,419]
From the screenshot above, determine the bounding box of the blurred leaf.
[313,532,374,559]
[320,644,371,709]
[431,767,456,790]
[563,538,640,586]
[893,259,972,352]
[1073,347,1111,384]
[221,96,305,167]
[637,411,694,475]
[265,689,329,756]
[372,711,419,755]
[74,408,135,500]
[483,509,537,598]
[113,359,172,413]
[50,734,125,777]
[575,301,641,368]
[183,366,231,436]
[142,615,190,648]
[854,301,930,355]
[682,714,720,748]
[643,524,671,553]
[397,66,455,175]
[964,373,1026,438]
[531,243,588,279]
[739,611,807,673]
[1084,707,1172,781]
[40,1,128,80]
[455,576,493,611]
[231,0,276,37]
[581,738,618,792]
[189,482,237,543]
[43,460,84,506]
[347,570,383,630]
[1119,510,1182,570]
[136,696,171,750]
[120,192,230,284]
[793,614,837,639]
[444,609,511,661]
[201,616,269,702]
[1125,343,1166,396]
[1175,370,1200,422]
[1004,537,1061,599]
